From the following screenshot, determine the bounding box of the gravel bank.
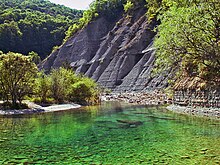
[101,91,172,105]
[0,103,81,115]
[101,92,220,119]
[167,104,220,119]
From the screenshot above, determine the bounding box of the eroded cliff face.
[41,7,169,91]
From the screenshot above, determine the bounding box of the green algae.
[0,102,220,164]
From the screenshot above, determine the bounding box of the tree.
[50,68,78,103]
[47,68,99,105]
[154,0,220,87]
[0,52,38,108]
[34,71,51,103]
[28,51,41,64]
[0,0,82,59]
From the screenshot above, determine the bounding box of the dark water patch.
[146,115,177,121]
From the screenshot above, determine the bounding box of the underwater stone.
[200,148,208,151]
[116,120,143,126]
[181,156,190,159]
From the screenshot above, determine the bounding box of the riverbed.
[0,102,219,164]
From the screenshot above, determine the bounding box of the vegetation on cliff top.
[65,0,126,41]
[0,0,82,59]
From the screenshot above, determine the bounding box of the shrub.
[124,1,134,13]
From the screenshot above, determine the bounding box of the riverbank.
[1,92,219,119]
[101,92,220,119]
[101,91,172,105]
[0,102,81,115]
[167,104,220,119]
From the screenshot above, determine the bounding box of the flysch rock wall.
[174,90,220,108]
[41,7,170,91]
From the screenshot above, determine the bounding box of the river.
[0,102,219,164]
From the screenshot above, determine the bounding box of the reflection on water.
[0,102,220,164]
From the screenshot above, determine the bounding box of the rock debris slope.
[41,7,169,91]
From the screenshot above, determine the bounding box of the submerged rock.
[116,119,143,126]
[181,155,190,159]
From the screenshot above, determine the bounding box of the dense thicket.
[147,0,220,89]
[34,68,99,105]
[0,52,99,109]
[0,0,82,59]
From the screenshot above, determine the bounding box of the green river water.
[0,102,220,164]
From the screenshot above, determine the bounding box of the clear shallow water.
[0,102,220,165]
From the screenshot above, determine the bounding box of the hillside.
[41,0,170,91]
[0,0,82,59]
[42,0,219,91]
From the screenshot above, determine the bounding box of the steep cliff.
[41,7,169,91]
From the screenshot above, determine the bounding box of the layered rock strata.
[41,8,169,91]
[174,90,220,108]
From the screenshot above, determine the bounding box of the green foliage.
[69,77,99,105]
[0,52,38,108]
[154,0,220,86]
[33,68,100,105]
[0,0,82,59]
[145,0,162,20]
[124,1,134,13]
[64,0,126,41]
[0,54,99,108]
[28,51,41,64]
[47,68,99,105]
[50,68,78,103]
[34,71,51,103]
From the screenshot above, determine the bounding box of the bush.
[124,1,134,13]
[49,68,78,103]
[33,67,100,105]
[34,71,51,103]
[69,77,99,105]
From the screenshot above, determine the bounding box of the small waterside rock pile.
[101,91,171,105]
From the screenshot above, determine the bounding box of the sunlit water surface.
[0,102,220,164]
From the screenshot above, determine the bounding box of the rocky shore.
[167,105,220,119]
[101,91,172,105]
[101,92,220,119]
[0,102,81,115]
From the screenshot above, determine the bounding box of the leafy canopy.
[0,52,38,108]
[152,0,220,88]
[0,0,82,59]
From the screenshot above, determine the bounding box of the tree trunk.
[11,92,18,109]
